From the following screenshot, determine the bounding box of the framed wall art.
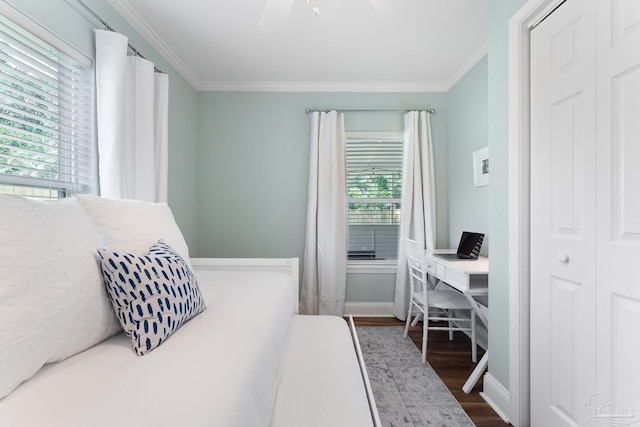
[473,146,489,187]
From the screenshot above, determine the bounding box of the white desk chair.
[403,239,477,363]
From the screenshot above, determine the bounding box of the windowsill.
[347,260,398,274]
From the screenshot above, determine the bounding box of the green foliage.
[0,61,60,180]
[348,171,401,224]
[348,172,401,199]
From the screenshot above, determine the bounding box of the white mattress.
[0,270,296,427]
[271,316,374,427]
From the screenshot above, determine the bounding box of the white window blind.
[346,132,403,261]
[0,14,94,197]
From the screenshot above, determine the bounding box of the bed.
[0,195,379,427]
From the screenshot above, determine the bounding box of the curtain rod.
[305,108,436,114]
[74,0,165,74]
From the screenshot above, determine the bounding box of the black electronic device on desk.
[434,231,484,261]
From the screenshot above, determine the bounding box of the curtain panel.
[301,111,348,316]
[95,30,168,202]
[393,111,437,320]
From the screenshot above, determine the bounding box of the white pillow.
[75,195,192,268]
[0,196,121,399]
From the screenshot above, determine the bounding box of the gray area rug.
[357,326,475,427]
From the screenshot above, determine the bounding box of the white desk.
[423,250,489,394]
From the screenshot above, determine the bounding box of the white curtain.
[393,111,437,320]
[95,30,168,202]
[301,111,348,316]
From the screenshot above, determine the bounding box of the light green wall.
[487,0,528,389]
[2,0,200,251]
[446,55,489,256]
[195,91,448,302]
[9,0,525,394]
[345,272,396,302]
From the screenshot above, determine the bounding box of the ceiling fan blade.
[259,0,296,32]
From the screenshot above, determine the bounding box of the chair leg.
[421,316,428,364]
[448,310,454,341]
[471,310,477,363]
[410,312,422,327]
[403,303,414,338]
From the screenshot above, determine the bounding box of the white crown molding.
[443,41,488,91]
[107,0,474,94]
[107,0,199,88]
[197,80,449,93]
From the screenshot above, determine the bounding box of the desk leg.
[462,351,488,393]
[460,293,489,393]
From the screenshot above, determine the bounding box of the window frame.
[0,4,96,199]
[345,130,404,271]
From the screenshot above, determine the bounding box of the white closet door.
[531,0,640,425]
[530,0,597,425]
[594,0,640,421]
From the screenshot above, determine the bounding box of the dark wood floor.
[353,317,509,427]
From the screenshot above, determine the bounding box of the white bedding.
[271,316,374,427]
[0,270,296,427]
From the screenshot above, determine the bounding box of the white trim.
[190,257,299,284]
[480,373,511,424]
[197,81,450,93]
[442,42,488,90]
[0,1,92,67]
[190,257,300,312]
[508,1,565,427]
[344,302,394,317]
[345,131,404,139]
[348,316,382,427]
[107,0,454,93]
[347,261,398,275]
[107,0,199,88]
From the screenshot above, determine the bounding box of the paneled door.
[530,0,597,425]
[530,0,640,426]
[594,0,640,424]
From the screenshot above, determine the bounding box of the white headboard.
[190,257,300,308]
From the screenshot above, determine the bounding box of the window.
[346,131,403,262]
[0,13,95,199]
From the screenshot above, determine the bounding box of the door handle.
[557,253,570,263]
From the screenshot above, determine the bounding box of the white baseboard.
[480,373,511,424]
[344,302,395,317]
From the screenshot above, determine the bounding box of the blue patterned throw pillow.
[97,241,206,356]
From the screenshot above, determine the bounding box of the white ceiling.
[108,0,488,92]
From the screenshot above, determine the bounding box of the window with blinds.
[346,132,403,261]
[0,14,95,199]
